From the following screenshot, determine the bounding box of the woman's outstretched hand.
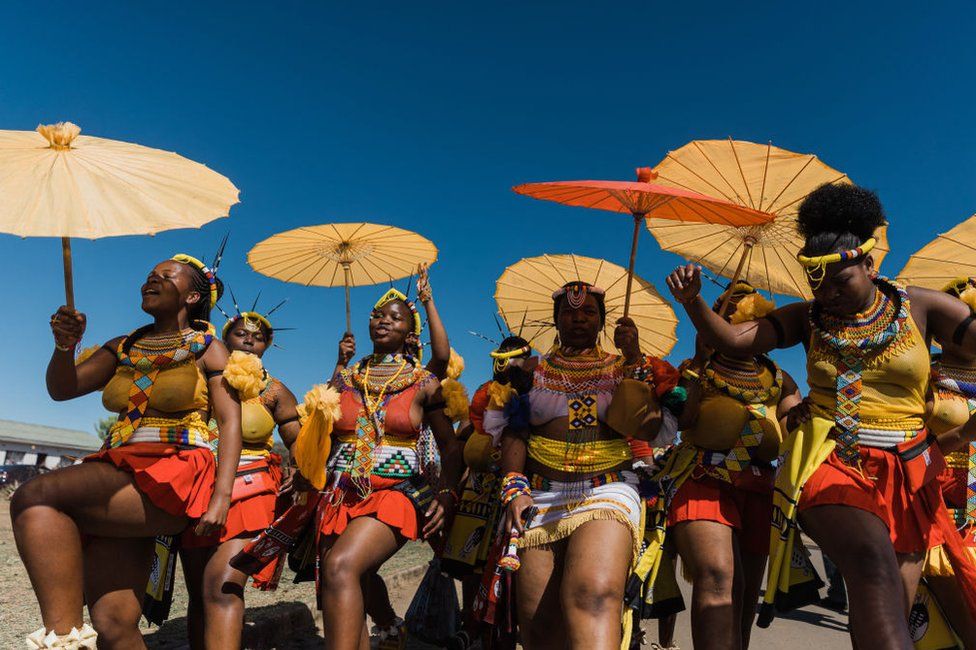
[666,264,702,305]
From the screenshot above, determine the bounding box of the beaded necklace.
[933,360,976,526]
[343,353,424,497]
[809,277,910,465]
[702,354,782,482]
[108,323,214,448]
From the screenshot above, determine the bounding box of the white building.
[0,419,102,469]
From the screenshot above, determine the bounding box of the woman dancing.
[668,282,800,650]
[313,286,462,650]
[493,281,684,650]
[922,277,976,647]
[666,183,976,648]
[12,254,242,649]
[181,307,302,649]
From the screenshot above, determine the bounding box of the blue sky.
[2,2,975,434]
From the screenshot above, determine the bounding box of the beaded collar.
[704,354,782,405]
[809,277,910,357]
[534,346,622,397]
[345,353,425,396]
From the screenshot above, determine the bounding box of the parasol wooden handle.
[717,240,755,318]
[61,237,75,310]
[342,262,352,334]
[623,213,644,318]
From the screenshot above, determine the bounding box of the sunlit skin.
[318,298,462,650]
[11,260,242,649]
[499,293,649,650]
[666,259,976,650]
[672,296,801,650]
[181,319,302,650]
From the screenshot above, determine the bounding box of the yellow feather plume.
[295,402,309,424]
[223,351,265,400]
[959,286,976,314]
[447,348,465,380]
[487,381,515,410]
[292,384,342,490]
[442,378,470,422]
[729,292,776,325]
[74,344,101,365]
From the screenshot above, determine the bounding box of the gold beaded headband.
[490,344,532,374]
[171,253,218,307]
[796,237,876,290]
[221,311,273,338]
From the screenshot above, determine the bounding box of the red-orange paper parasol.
[513,168,773,316]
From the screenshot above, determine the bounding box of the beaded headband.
[796,237,876,290]
[489,344,532,374]
[171,253,218,308]
[551,282,606,309]
[221,311,273,338]
[374,288,423,337]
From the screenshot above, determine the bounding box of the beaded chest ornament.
[810,278,910,465]
[107,323,215,448]
[703,354,782,482]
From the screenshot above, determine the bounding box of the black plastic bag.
[405,559,461,645]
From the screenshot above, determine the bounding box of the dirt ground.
[2,495,856,649]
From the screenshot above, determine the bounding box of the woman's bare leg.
[180,546,212,650]
[673,520,741,650]
[560,519,633,650]
[200,538,250,650]
[800,505,913,650]
[517,543,566,650]
[10,462,187,634]
[83,536,156,650]
[319,517,404,650]
[739,546,766,649]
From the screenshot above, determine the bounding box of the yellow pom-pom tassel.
[223,351,265,400]
[487,381,515,410]
[447,348,465,380]
[729,292,776,324]
[442,378,470,423]
[292,384,342,490]
[295,402,309,424]
[959,286,976,314]
[74,344,101,365]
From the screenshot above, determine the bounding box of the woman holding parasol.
[294,282,462,650]
[666,183,976,648]
[11,254,242,649]
[490,280,685,650]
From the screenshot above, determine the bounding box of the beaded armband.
[500,472,531,506]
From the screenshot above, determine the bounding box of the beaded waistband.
[112,413,213,450]
[527,435,632,474]
[528,470,631,492]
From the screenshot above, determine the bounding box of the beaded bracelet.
[500,471,530,506]
[437,487,459,506]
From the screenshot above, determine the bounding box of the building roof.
[0,419,102,452]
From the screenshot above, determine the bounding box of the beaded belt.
[529,471,627,492]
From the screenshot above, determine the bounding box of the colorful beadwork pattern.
[107,324,214,449]
[702,354,782,482]
[810,278,910,465]
[932,362,976,526]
